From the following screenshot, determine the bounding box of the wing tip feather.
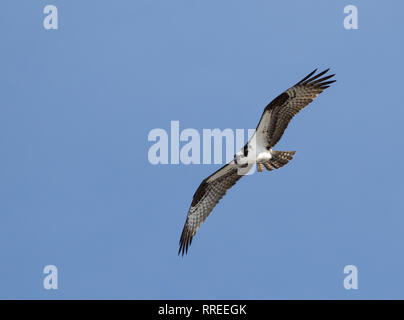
[296,68,336,89]
[178,227,192,256]
[296,68,317,85]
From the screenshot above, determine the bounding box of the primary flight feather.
[179,69,336,256]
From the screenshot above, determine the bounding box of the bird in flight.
[178,69,336,256]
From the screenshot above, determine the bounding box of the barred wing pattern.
[256,69,336,149]
[178,163,243,256]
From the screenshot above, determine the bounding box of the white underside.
[235,131,272,165]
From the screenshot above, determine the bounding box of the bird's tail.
[259,150,296,171]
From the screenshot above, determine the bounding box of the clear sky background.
[0,0,403,299]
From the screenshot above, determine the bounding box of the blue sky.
[0,0,403,299]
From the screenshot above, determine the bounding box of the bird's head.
[234,150,248,165]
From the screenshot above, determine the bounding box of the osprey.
[178,69,336,255]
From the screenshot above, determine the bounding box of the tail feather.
[268,150,296,170]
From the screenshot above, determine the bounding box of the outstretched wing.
[256,69,336,149]
[179,163,244,256]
